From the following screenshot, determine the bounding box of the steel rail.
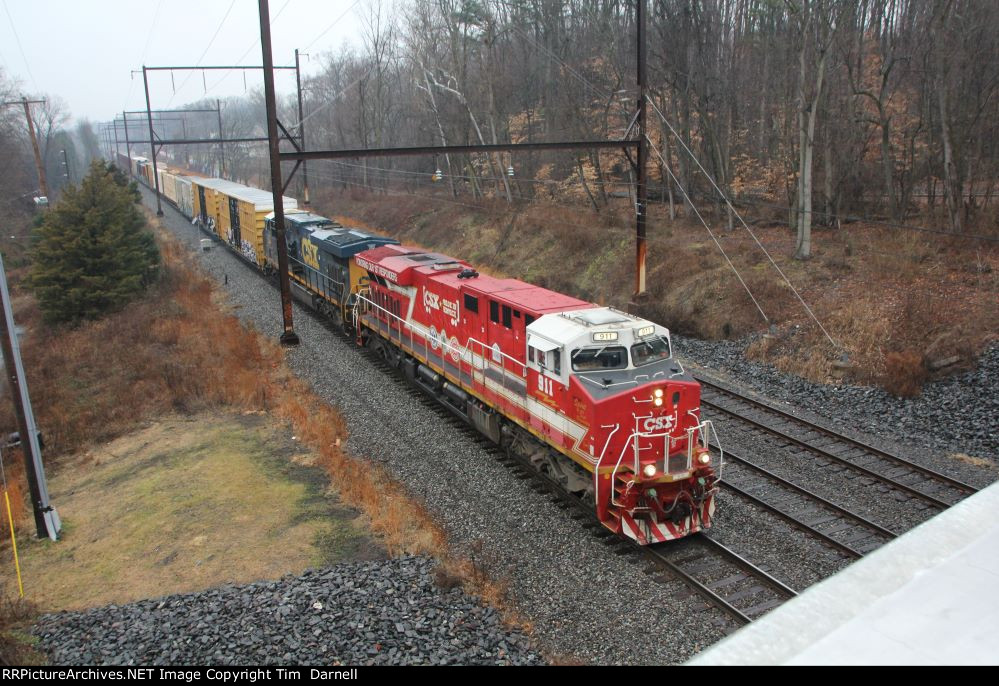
[700,396,957,509]
[696,376,979,497]
[640,546,753,625]
[723,449,899,539]
[695,535,798,599]
[719,482,864,559]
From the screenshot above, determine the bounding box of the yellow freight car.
[190,177,247,236]
[217,186,298,266]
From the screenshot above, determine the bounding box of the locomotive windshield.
[631,336,672,366]
[571,346,628,371]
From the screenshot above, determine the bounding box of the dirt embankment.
[14,412,382,612]
[0,217,450,614]
[315,187,998,395]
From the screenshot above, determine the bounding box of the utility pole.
[60,148,70,182]
[216,99,226,177]
[259,0,299,345]
[2,99,49,201]
[141,66,164,216]
[295,49,309,205]
[635,0,648,296]
[0,252,59,541]
[23,98,49,201]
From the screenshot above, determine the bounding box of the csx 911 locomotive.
[133,163,722,544]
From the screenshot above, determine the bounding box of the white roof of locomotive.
[527,307,667,350]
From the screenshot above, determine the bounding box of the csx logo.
[424,289,440,311]
[643,415,676,433]
[302,241,320,270]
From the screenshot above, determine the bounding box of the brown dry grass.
[316,187,999,397]
[0,214,522,631]
[12,413,378,612]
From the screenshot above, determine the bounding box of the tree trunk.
[937,78,963,233]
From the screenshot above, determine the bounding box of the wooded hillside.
[164,0,999,249]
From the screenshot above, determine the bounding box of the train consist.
[120,155,722,545]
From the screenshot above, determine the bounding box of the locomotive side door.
[486,300,522,370]
[526,334,565,435]
[461,289,486,347]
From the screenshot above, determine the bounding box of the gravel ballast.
[674,333,999,469]
[71,188,992,665]
[34,557,541,666]
[130,189,731,664]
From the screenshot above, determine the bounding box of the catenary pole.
[635,0,648,296]
[295,49,309,205]
[258,0,299,345]
[142,66,164,216]
[122,109,131,173]
[0,252,59,540]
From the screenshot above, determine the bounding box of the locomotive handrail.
[609,426,676,508]
[355,293,529,392]
[286,253,346,302]
[687,415,723,481]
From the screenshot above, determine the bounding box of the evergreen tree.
[30,160,159,324]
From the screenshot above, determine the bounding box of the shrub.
[882,350,928,397]
[29,161,159,324]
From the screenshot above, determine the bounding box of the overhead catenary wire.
[301,165,711,256]
[302,0,364,53]
[285,64,376,131]
[313,158,638,217]
[204,0,294,95]
[320,157,633,189]
[646,97,840,351]
[1,0,37,91]
[167,0,239,107]
[643,181,999,244]
[644,135,769,325]
[122,0,165,111]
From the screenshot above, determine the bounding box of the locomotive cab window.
[502,305,512,328]
[490,300,499,323]
[631,336,672,367]
[571,346,628,372]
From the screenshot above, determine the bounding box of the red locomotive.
[121,154,722,545]
[351,244,721,544]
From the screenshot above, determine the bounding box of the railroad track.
[355,344,797,630]
[695,377,979,510]
[719,448,897,559]
[643,534,796,626]
[194,224,806,630]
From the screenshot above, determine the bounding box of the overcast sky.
[0,0,372,123]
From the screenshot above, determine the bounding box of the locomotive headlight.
[643,463,657,478]
[698,453,711,466]
[654,397,663,407]
[654,389,664,398]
